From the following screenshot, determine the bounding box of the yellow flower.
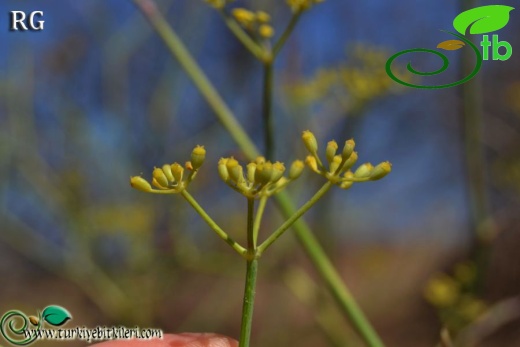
[259,25,274,38]
[232,8,255,26]
[302,130,318,155]
[205,0,226,9]
[218,156,302,198]
[289,160,305,179]
[130,176,152,192]
[325,140,338,163]
[256,11,271,23]
[191,145,206,170]
[424,274,460,307]
[286,0,324,12]
[353,163,374,178]
[369,162,392,180]
[130,146,203,194]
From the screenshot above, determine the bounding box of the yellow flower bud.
[286,0,304,11]
[205,0,226,9]
[305,155,319,173]
[255,156,266,165]
[255,162,273,185]
[226,157,243,183]
[153,167,169,188]
[152,178,162,189]
[369,161,392,180]
[286,0,320,12]
[130,176,152,192]
[218,158,229,181]
[162,164,174,182]
[259,25,274,38]
[343,171,354,180]
[302,130,318,155]
[354,163,374,178]
[271,162,286,183]
[256,11,271,23]
[232,8,255,26]
[424,274,460,307]
[272,177,288,192]
[342,139,355,160]
[340,181,353,190]
[329,155,342,173]
[191,145,206,170]
[247,162,257,183]
[326,140,338,163]
[171,163,184,183]
[339,171,354,189]
[289,160,304,179]
[343,151,358,170]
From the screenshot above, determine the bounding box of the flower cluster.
[285,44,410,114]
[302,130,391,189]
[424,262,487,331]
[218,156,304,198]
[130,146,206,194]
[204,0,235,10]
[232,8,275,39]
[286,0,325,12]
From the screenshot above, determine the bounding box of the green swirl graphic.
[0,310,39,346]
[385,31,482,89]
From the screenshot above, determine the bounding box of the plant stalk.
[273,10,303,57]
[252,196,268,248]
[262,62,274,160]
[181,190,247,257]
[239,198,258,347]
[258,181,333,255]
[239,258,258,347]
[460,0,495,295]
[219,10,266,60]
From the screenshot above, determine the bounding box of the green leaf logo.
[41,306,72,326]
[453,5,514,35]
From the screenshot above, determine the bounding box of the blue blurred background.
[1,0,520,346]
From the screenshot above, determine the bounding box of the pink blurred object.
[89,333,238,347]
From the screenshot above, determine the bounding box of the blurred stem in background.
[132,0,385,346]
[459,0,495,292]
[262,62,274,160]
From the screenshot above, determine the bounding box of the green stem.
[219,10,267,61]
[262,62,274,160]
[247,198,255,250]
[239,198,259,347]
[181,190,247,257]
[460,0,494,295]
[273,10,303,57]
[133,0,259,159]
[252,196,268,248]
[274,191,385,347]
[258,182,333,255]
[239,258,258,347]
